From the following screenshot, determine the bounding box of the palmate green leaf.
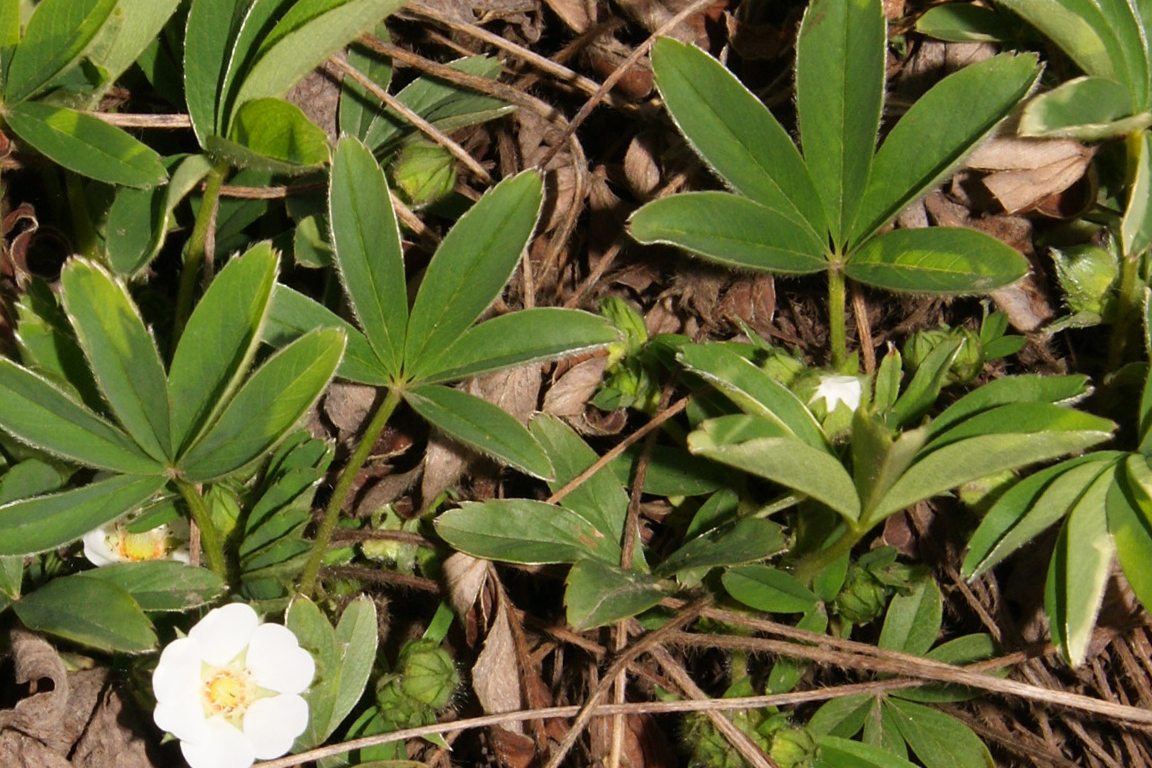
[610,444,726,497]
[628,192,827,276]
[993,0,1116,82]
[404,384,552,480]
[814,736,919,768]
[60,259,171,463]
[873,427,1114,523]
[0,473,166,556]
[265,285,390,386]
[677,342,829,450]
[654,516,787,577]
[853,414,927,513]
[231,0,405,113]
[923,403,1114,453]
[14,277,104,411]
[1110,456,1152,614]
[436,498,621,564]
[82,561,224,611]
[329,137,407,379]
[2,0,117,103]
[897,633,999,703]
[1019,77,1147,140]
[79,0,182,106]
[964,454,1119,578]
[179,328,346,482]
[809,695,874,739]
[0,0,18,84]
[213,0,290,136]
[928,374,1092,439]
[565,559,666,629]
[795,0,884,245]
[405,171,543,375]
[13,573,155,653]
[914,4,1018,42]
[864,702,907,758]
[287,595,343,749]
[1092,0,1150,107]
[887,339,961,428]
[688,427,860,521]
[649,37,825,236]
[851,53,1040,242]
[844,228,1028,295]
[5,103,166,188]
[886,699,994,768]
[330,597,379,741]
[722,565,819,613]
[225,97,331,169]
[1123,129,1152,257]
[0,359,160,474]
[878,578,942,656]
[364,55,511,153]
[417,309,618,385]
[339,25,393,142]
[182,0,250,144]
[107,154,215,277]
[529,414,627,544]
[1046,465,1117,666]
[169,243,278,453]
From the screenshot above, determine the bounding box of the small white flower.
[152,603,315,768]
[808,374,863,412]
[83,513,191,567]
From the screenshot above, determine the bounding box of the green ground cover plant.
[1,0,1152,766]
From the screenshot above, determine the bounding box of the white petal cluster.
[83,513,191,566]
[808,374,863,412]
[152,603,315,768]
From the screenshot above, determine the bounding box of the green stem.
[65,173,99,259]
[175,479,229,582]
[173,160,230,343]
[1109,246,1142,372]
[828,264,848,369]
[791,522,862,586]
[298,386,404,598]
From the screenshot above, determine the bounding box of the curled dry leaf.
[540,0,590,32]
[0,630,156,768]
[624,132,662,199]
[965,136,1096,217]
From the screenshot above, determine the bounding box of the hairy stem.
[175,479,229,582]
[173,160,230,343]
[828,263,848,369]
[298,386,404,598]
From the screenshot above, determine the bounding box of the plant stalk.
[175,479,229,582]
[828,264,848,369]
[173,159,230,342]
[298,386,404,598]
[791,522,862,586]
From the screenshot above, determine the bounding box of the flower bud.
[398,639,459,710]
[834,565,889,625]
[770,726,817,768]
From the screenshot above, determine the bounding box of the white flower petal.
[82,527,121,567]
[189,603,259,666]
[243,694,309,759]
[246,623,315,694]
[809,375,862,412]
[152,637,207,742]
[180,717,256,768]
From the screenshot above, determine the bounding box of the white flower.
[152,603,315,768]
[808,374,863,412]
[83,513,191,566]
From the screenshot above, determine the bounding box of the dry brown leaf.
[624,132,662,200]
[472,599,525,731]
[444,552,493,617]
[540,0,589,32]
[965,137,1095,215]
[324,382,378,435]
[542,356,605,418]
[0,631,157,768]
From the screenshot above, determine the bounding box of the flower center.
[202,666,256,720]
[112,525,169,561]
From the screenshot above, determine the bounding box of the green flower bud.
[902,327,951,373]
[834,565,889,625]
[398,639,459,710]
[600,296,648,355]
[769,727,817,768]
[391,140,456,208]
[1051,243,1119,318]
[375,674,435,730]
